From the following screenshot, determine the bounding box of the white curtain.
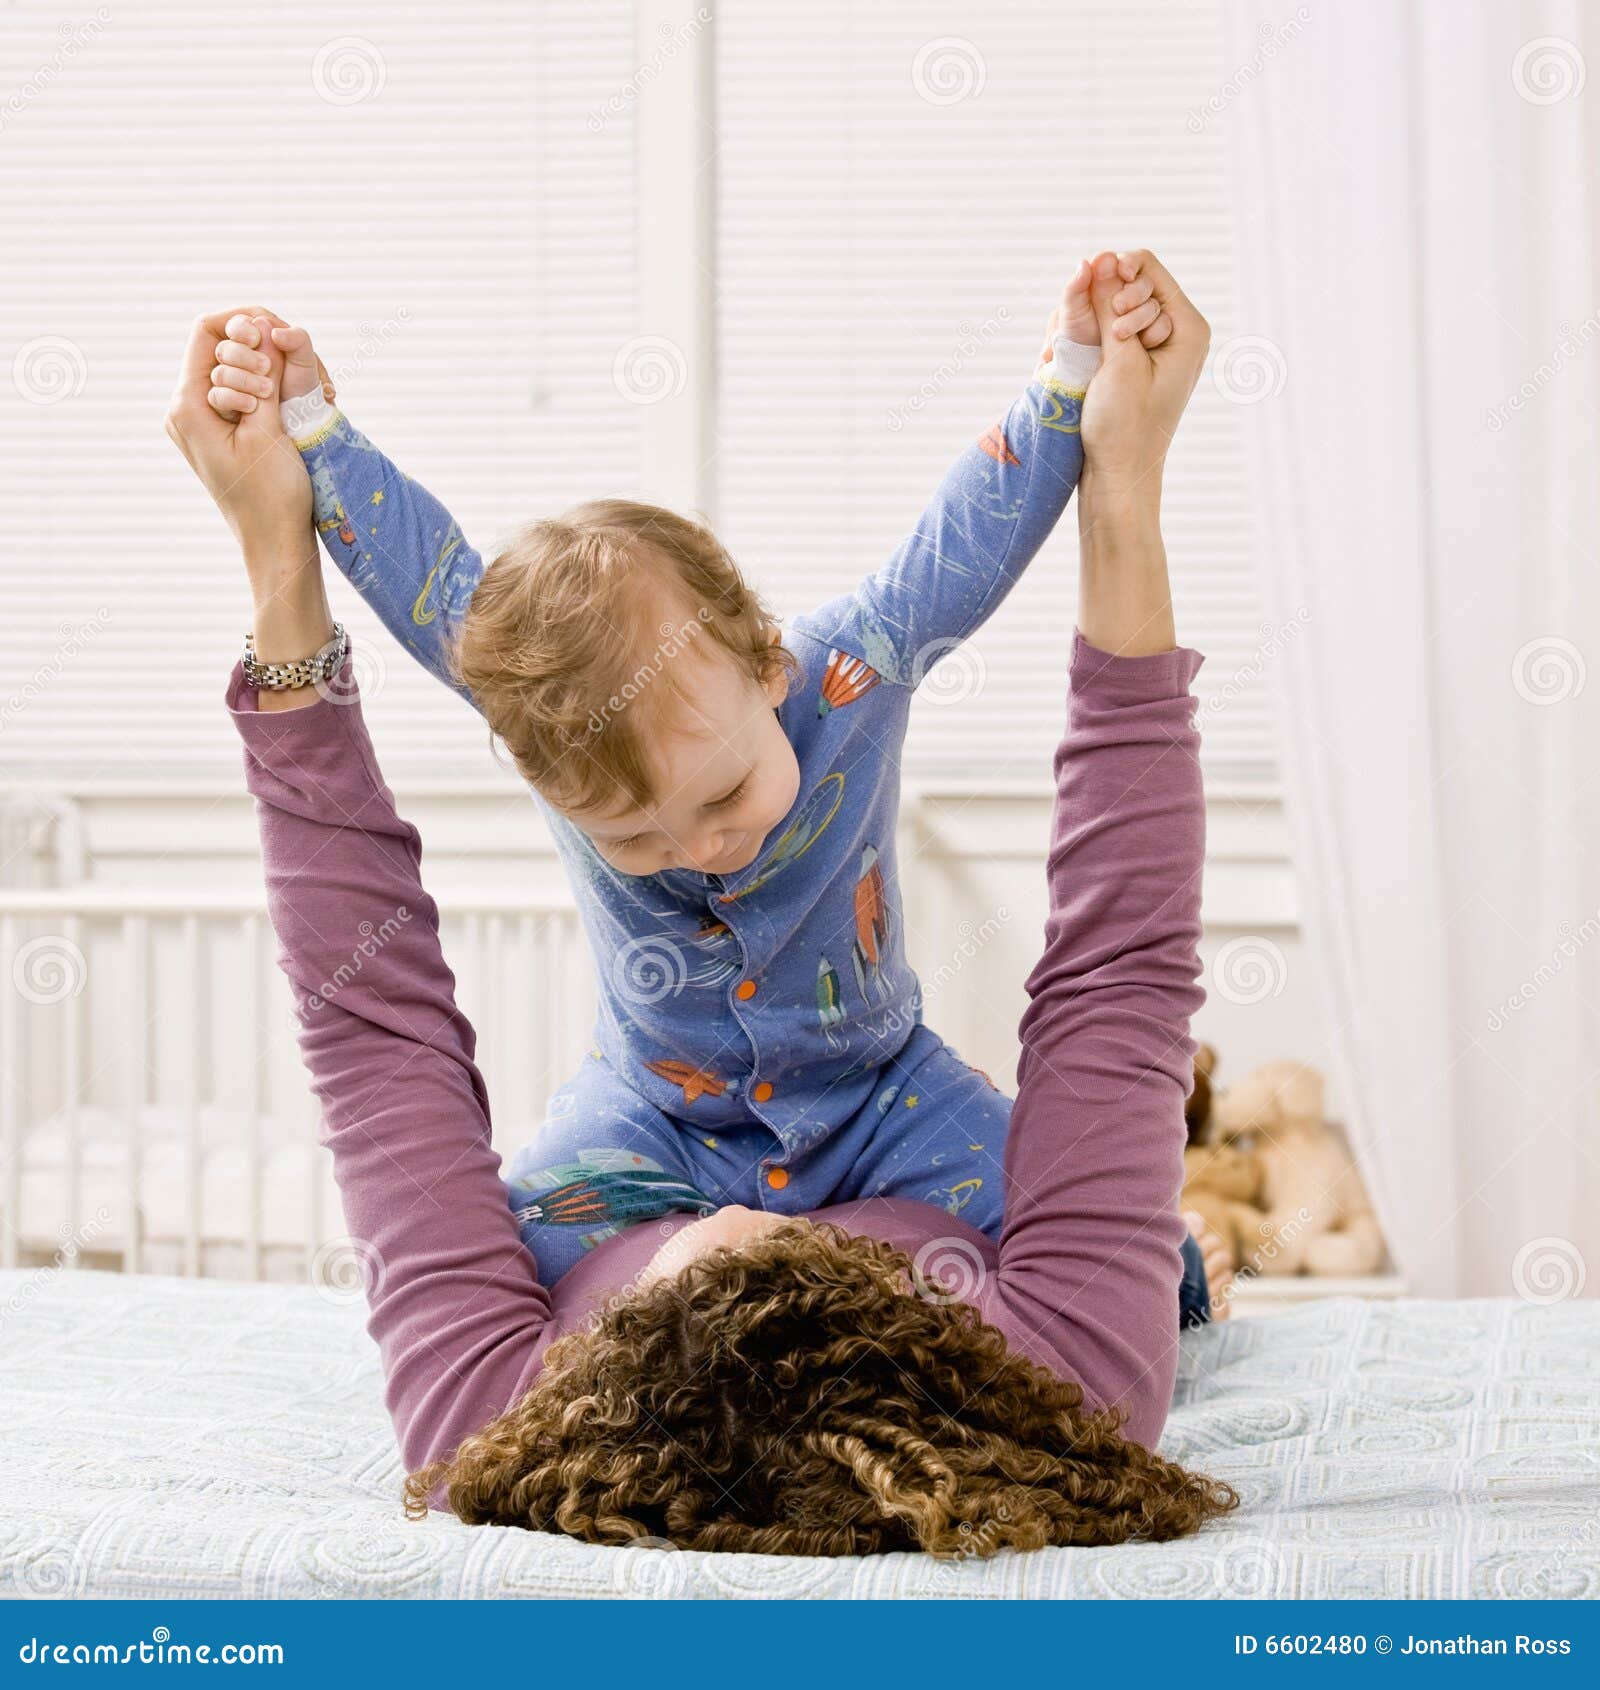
[1225,0,1600,1295]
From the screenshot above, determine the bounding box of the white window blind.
[715,0,1274,787]
[1,1,638,783]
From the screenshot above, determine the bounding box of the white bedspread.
[2,1271,1596,1600]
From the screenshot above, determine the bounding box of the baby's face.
[564,644,801,878]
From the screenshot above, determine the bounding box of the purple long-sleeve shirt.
[228,631,1204,1474]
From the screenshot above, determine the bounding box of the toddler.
[211,252,1215,1313]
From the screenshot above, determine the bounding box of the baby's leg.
[1183,1210,1235,1322]
[826,1030,1010,1238]
[503,1055,729,1289]
[837,1030,1219,1323]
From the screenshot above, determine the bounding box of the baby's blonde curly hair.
[404,1221,1236,1559]
[448,499,797,817]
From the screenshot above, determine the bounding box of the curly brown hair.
[403,1221,1236,1558]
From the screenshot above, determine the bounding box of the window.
[0,1,638,781]
[715,0,1273,785]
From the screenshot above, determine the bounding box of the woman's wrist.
[1079,465,1162,524]
[1075,472,1176,657]
[242,528,335,712]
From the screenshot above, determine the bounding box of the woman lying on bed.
[164,252,1234,1560]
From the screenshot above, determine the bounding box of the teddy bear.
[1209,1058,1386,1277]
[1181,1135,1267,1272]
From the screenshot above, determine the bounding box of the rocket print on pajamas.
[977,423,1020,466]
[819,648,882,716]
[508,1149,717,1253]
[851,845,891,1004]
[817,954,846,1052]
[645,1059,727,1106]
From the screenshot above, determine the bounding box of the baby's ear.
[760,633,791,707]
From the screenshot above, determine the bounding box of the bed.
[2,1270,1596,1600]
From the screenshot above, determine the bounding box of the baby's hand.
[205,311,334,419]
[1041,250,1173,358]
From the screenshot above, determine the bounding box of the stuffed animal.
[1180,1136,1266,1271]
[1210,1059,1386,1276]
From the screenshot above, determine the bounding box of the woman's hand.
[1078,249,1209,498]
[1072,250,1207,656]
[165,308,335,706]
[164,308,315,559]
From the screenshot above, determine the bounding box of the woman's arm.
[982,622,1204,1451]
[229,618,559,1470]
[980,254,1210,1449]
[169,317,557,1472]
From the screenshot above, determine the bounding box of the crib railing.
[0,886,590,1281]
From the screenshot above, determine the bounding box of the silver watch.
[242,622,348,691]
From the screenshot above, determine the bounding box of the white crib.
[0,887,591,1281]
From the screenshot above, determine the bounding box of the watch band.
[242,622,348,691]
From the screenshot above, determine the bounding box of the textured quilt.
[2,1271,1596,1600]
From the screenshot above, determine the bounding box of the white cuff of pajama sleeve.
[280,390,339,446]
[1033,334,1101,393]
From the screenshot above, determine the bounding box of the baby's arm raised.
[808,252,1163,686]
[212,315,484,707]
